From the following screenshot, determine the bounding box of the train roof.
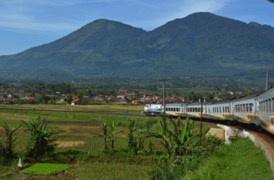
[258,87,274,97]
[231,94,258,102]
[186,94,259,106]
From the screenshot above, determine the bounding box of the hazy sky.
[1,0,274,55]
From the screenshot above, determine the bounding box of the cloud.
[162,0,230,23]
[0,0,82,32]
[180,0,231,16]
[0,0,233,32]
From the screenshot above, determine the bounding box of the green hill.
[0,12,274,80]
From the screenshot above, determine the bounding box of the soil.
[46,120,101,126]
[55,141,86,147]
[207,128,225,141]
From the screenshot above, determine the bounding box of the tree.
[0,122,22,164]
[22,117,56,161]
[101,121,118,153]
[38,92,50,104]
[147,116,199,179]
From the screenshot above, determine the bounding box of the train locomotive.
[144,88,274,135]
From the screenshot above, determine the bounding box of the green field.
[0,104,273,179]
[22,163,69,174]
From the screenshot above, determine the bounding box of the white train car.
[205,101,232,121]
[164,103,186,117]
[230,95,257,124]
[186,102,202,118]
[257,89,274,134]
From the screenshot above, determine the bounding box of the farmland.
[0,104,273,179]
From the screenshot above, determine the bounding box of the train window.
[268,99,271,113]
[260,100,266,113]
[259,102,263,112]
[272,98,274,114]
[266,101,268,113]
[247,104,251,113]
[262,101,265,113]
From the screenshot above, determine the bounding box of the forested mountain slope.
[0,12,274,80]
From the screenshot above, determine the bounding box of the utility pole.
[162,78,166,116]
[266,70,269,91]
[199,98,204,146]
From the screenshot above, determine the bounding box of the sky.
[0,0,274,55]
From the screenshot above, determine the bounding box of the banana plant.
[110,121,117,151]
[101,121,118,153]
[22,117,56,160]
[101,122,109,153]
[0,121,22,163]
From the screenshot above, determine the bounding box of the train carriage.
[205,101,232,121]
[257,88,274,134]
[230,95,257,124]
[186,102,202,118]
[164,103,186,117]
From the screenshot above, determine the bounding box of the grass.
[183,138,274,180]
[67,155,154,179]
[1,105,274,179]
[0,104,144,113]
[21,163,69,175]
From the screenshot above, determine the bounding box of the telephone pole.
[266,70,269,91]
[199,98,204,146]
[162,78,166,115]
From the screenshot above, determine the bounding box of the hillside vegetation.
[0,12,274,80]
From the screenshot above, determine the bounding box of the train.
[144,87,274,135]
[144,104,162,116]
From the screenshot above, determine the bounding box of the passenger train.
[144,88,274,135]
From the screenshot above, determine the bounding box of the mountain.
[0,12,274,80]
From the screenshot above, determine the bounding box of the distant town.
[0,86,249,105]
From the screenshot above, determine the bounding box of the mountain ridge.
[0,12,274,80]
